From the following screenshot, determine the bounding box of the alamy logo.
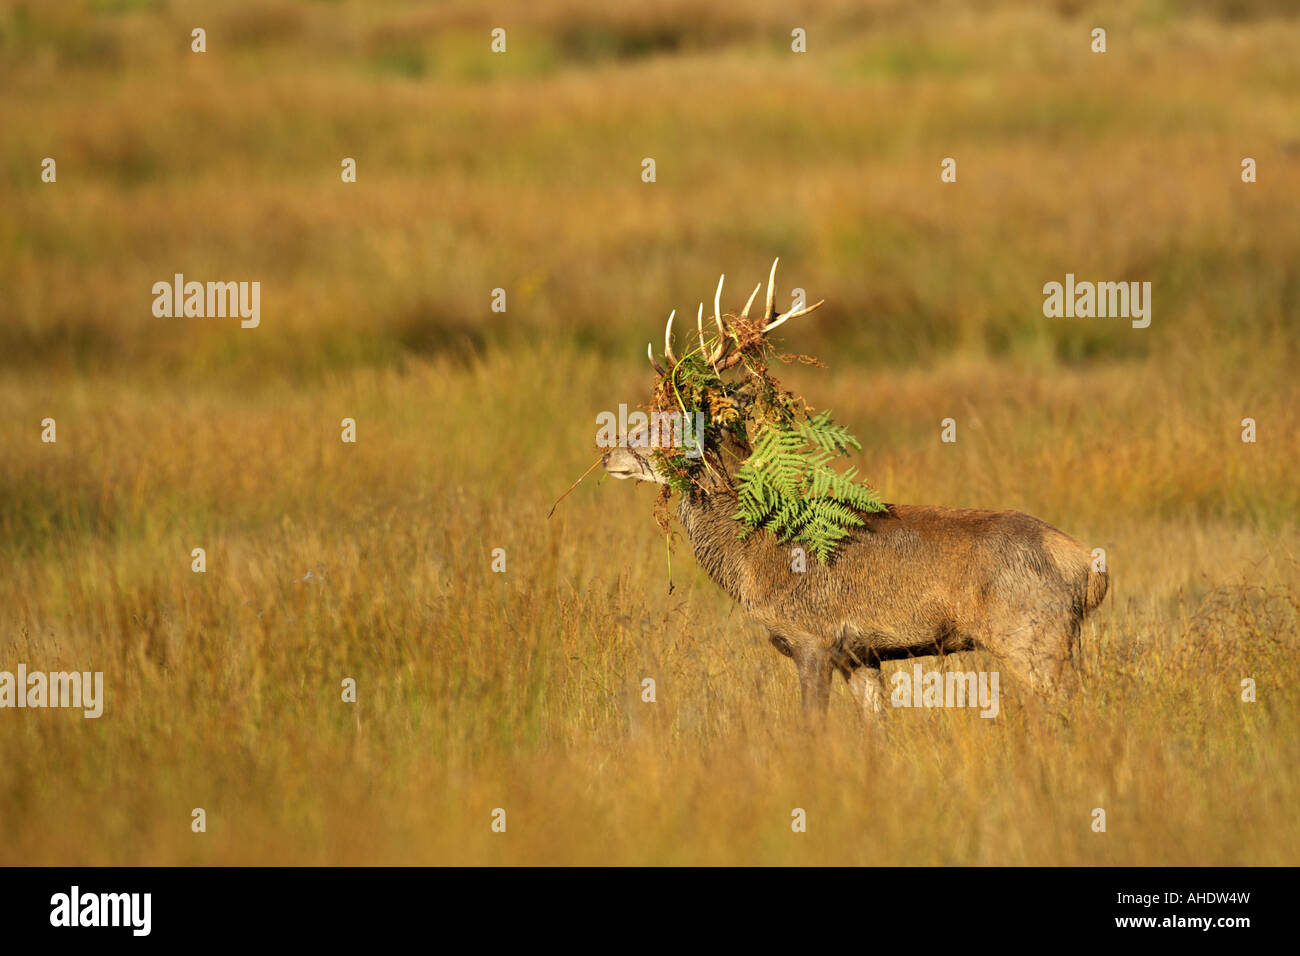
[890,664,1000,718]
[152,273,260,328]
[0,665,103,718]
[50,886,151,936]
[596,403,705,458]
[1042,273,1151,328]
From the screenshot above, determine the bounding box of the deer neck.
[677,492,750,605]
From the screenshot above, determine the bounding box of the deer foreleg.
[792,645,832,721]
[847,666,887,717]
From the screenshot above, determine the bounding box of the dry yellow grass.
[0,0,1297,865]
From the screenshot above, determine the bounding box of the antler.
[697,274,730,371]
[715,258,823,371]
[664,310,679,368]
[759,257,824,332]
[647,259,823,376]
[647,342,665,376]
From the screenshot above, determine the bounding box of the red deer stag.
[601,261,1108,721]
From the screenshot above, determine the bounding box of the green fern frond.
[731,413,887,563]
[646,324,886,563]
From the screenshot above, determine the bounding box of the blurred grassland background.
[0,0,1297,864]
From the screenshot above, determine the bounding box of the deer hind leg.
[988,608,1081,714]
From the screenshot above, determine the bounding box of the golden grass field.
[1,0,1298,865]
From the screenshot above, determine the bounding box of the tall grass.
[1,0,1297,864]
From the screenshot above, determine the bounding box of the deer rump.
[679,494,1108,713]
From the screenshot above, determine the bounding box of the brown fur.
[677,490,1108,720]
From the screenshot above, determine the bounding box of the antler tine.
[647,341,665,376]
[696,301,708,360]
[710,273,729,364]
[664,310,679,367]
[764,257,779,320]
[740,282,761,319]
[763,297,825,334]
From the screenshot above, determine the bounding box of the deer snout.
[602,447,640,480]
[601,446,668,484]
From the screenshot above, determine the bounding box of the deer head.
[601,445,668,483]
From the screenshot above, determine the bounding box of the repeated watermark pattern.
[596,404,705,458]
[0,665,103,719]
[1042,274,1151,329]
[152,274,260,329]
[890,664,1000,718]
